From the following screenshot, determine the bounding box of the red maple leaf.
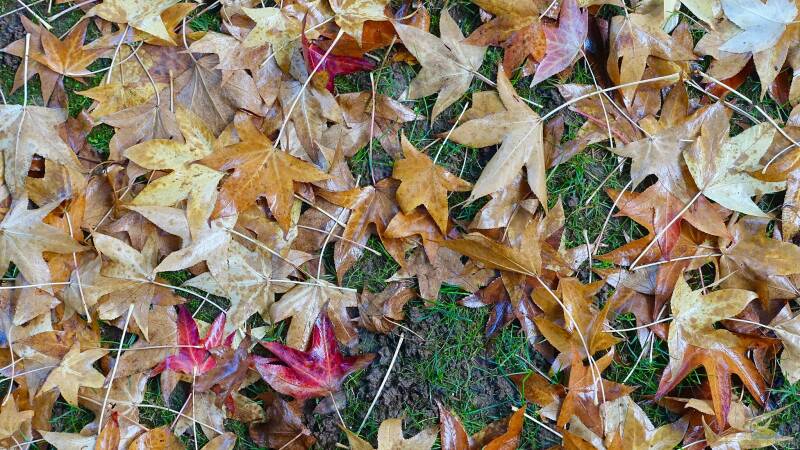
[302,22,376,92]
[252,313,375,399]
[153,305,231,377]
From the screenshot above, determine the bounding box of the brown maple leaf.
[203,118,329,232]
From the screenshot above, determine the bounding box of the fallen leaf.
[531,0,588,86]
[252,312,374,399]
[393,135,471,233]
[447,66,545,205]
[39,342,108,405]
[344,418,437,450]
[393,9,487,121]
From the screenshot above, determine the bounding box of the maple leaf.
[464,0,547,73]
[88,0,181,43]
[183,242,312,333]
[531,0,588,86]
[437,401,526,450]
[389,247,493,300]
[271,279,359,349]
[345,418,437,450]
[322,91,421,157]
[719,0,798,54]
[249,392,316,449]
[606,14,695,105]
[717,217,800,302]
[448,66,545,205]
[0,104,84,199]
[252,313,375,399]
[655,276,774,426]
[112,306,177,380]
[610,97,724,200]
[78,82,161,119]
[330,0,390,45]
[129,426,185,449]
[0,197,85,289]
[154,305,228,377]
[202,118,329,232]
[392,135,471,233]
[461,277,539,344]
[303,32,376,92]
[93,234,171,339]
[197,337,251,407]
[686,115,784,217]
[557,352,635,436]
[190,30,270,76]
[174,56,262,135]
[384,209,443,262]
[242,7,301,72]
[770,305,800,383]
[125,108,224,233]
[102,97,182,158]
[39,342,108,405]
[394,9,487,121]
[30,20,105,78]
[319,178,406,280]
[703,407,791,449]
[0,397,33,442]
[359,281,416,334]
[600,396,688,450]
[444,231,541,277]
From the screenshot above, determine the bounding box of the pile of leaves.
[1,0,800,448]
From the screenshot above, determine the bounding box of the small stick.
[540,73,680,122]
[0,0,44,21]
[191,368,198,450]
[632,253,722,271]
[368,72,377,184]
[592,178,633,256]
[276,29,344,145]
[64,210,91,321]
[511,406,563,438]
[0,281,71,290]
[298,225,381,256]
[98,305,134,428]
[629,191,703,270]
[606,317,673,333]
[433,103,469,164]
[293,194,348,227]
[583,229,592,281]
[16,0,52,29]
[47,0,98,21]
[105,25,130,84]
[357,333,405,433]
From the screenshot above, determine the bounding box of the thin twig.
[64,210,91,320]
[357,333,405,433]
[276,29,344,145]
[541,74,680,122]
[99,305,134,428]
[298,225,381,255]
[511,406,563,438]
[434,103,469,164]
[368,72,377,185]
[16,0,52,29]
[629,191,703,269]
[0,0,44,21]
[47,0,98,21]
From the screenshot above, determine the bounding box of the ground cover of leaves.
[1,0,800,449]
